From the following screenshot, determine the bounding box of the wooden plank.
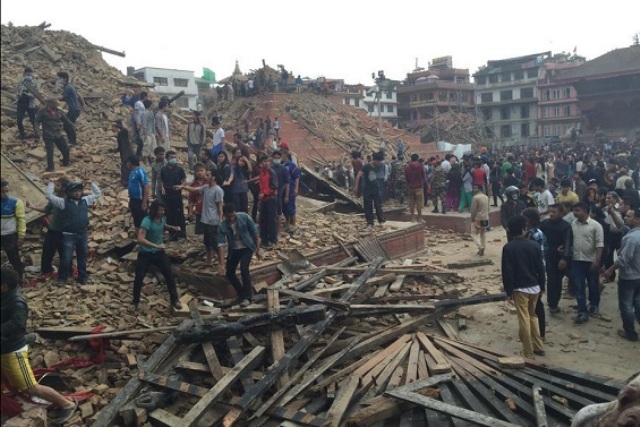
[278,288,350,311]
[416,350,428,380]
[374,342,411,394]
[189,299,224,382]
[438,383,475,427]
[325,375,360,427]
[226,336,254,393]
[405,337,421,384]
[138,371,208,397]
[267,289,290,388]
[386,388,520,427]
[533,385,548,427]
[345,388,439,427]
[445,258,494,269]
[150,346,265,427]
[348,303,435,313]
[415,332,451,374]
[353,334,412,378]
[310,353,374,393]
[323,266,456,277]
[389,259,413,291]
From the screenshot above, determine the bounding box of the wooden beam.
[226,336,254,392]
[91,44,126,57]
[138,371,208,397]
[388,259,413,291]
[267,289,290,388]
[149,346,265,427]
[189,299,224,382]
[325,375,360,427]
[532,385,548,427]
[415,333,451,374]
[277,288,350,311]
[405,337,421,384]
[323,266,456,278]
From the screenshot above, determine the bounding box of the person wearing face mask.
[56,71,83,146]
[160,151,187,240]
[501,186,527,241]
[46,180,101,284]
[1,180,26,281]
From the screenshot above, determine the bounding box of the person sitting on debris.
[56,71,83,146]
[1,268,78,424]
[127,155,150,230]
[160,151,187,240]
[113,120,134,187]
[15,66,40,141]
[177,170,225,272]
[132,201,182,310]
[1,180,26,282]
[353,152,386,230]
[219,203,261,306]
[501,215,546,360]
[46,180,101,284]
[26,177,69,278]
[35,98,71,172]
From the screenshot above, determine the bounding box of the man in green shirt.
[132,200,182,310]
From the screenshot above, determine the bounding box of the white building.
[342,84,399,127]
[133,67,198,111]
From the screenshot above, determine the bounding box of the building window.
[501,72,511,83]
[500,90,513,101]
[520,87,534,99]
[527,69,538,79]
[500,125,512,138]
[564,87,571,98]
[554,106,560,117]
[544,126,551,136]
[481,108,491,120]
[521,105,530,119]
[481,93,493,103]
[476,75,486,85]
[173,78,189,87]
[367,104,374,113]
[552,89,560,99]
[514,70,524,81]
[564,105,571,116]
[385,91,392,99]
[345,98,350,106]
[542,89,550,101]
[153,77,168,86]
[387,105,394,113]
[134,72,145,81]
[354,98,360,107]
[175,97,189,108]
[500,106,510,120]
[554,125,561,136]
[489,74,498,83]
[521,123,530,137]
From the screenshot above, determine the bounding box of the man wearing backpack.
[56,71,83,146]
[15,67,40,141]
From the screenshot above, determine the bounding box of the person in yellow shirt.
[556,179,579,206]
[0,180,25,281]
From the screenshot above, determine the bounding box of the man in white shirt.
[154,101,171,151]
[531,177,555,221]
[211,117,225,156]
[441,154,452,173]
[616,167,630,190]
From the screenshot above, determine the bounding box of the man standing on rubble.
[1,180,26,282]
[15,67,40,141]
[470,184,490,256]
[127,155,150,230]
[211,117,225,157]
[56,71,82,146]
[187,112,206,171]
[160,151,187,240]
[139,99,156,164]
[353,152,386,230]
[130,91,147,156]
[155,101,171,151]
[283,151,301,233]
[35,98,71,172]
[257,156,279,249]
[405,153,426,222]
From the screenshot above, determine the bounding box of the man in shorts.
[1,268,78,424]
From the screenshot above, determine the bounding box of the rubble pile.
[409,110,489,147]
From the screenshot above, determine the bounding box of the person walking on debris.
[132,201,182,310]
[129,91,147,156]
[35,98,71,172]
[283,151,301,232]
[604,206,640,341]
[178,170,225,272]
[219,203,261,306]
[151,146,166,202]
[187,163,207,236]
[501,215,546,360]
[1,180,26,282]
[15,66,40,141]
[160,151,187,240]
[405,153,426,222]
[353,152,386,230]
[470,184,489,256]
[570,202,604,324]
[187,112,206,171]
[430,160,447,214]
[139,99,156,164]
[257,155,279,249]
[46,180,101,284]
[127,155,150,230]
[271,151,290,236]
[56,71,82,146]
[113,120,134,187]
[1,268,78,425]
[501,186,526,241]
[155,101,171,151]
[26,177,69,277]
[225,151,252,214]
[540,204,573,314]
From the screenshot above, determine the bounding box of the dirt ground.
[427,224,639,383]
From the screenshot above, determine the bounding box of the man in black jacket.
[1,268,77,424]
[501,186,526,241]
[540,204,573,313]
[502,215,546,359]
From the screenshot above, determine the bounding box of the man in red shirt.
[188,163,207,235]
[258,156,278,249]
[471,161,488,194]
[524,158,537,185]
[404,153,427,222]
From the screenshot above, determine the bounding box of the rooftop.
[553,45,640,81]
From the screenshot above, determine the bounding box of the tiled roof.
[554,45,640,80]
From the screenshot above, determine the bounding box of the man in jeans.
[502,215,546,359]
[15,67,40,140]
[604,207,640,341]
[404,153,426,223]
[127,155,149,230]
[540,204,573,314]
[56,71,82,146]
[570,202,604,324]
[186,111,206,171]
[46,180,101,284]
[219,203,261,306]
[35,98,71,172]
[352,152,385,230]
[257,156,279,249]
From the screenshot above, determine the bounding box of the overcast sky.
[2,0,639,85]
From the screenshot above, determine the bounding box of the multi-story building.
[132,67,198,110]
[537,54,587,140]
[473,52,550,146]
[340,83,399,126]
[396,56,475,127]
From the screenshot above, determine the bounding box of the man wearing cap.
[1,180,26,281]
[15,67,40,141]
[187,112,206,171]
[35,98,72,172]
[46,180,101,284]
[56,71,82,146]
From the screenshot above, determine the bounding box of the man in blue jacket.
[219,203,260,306]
